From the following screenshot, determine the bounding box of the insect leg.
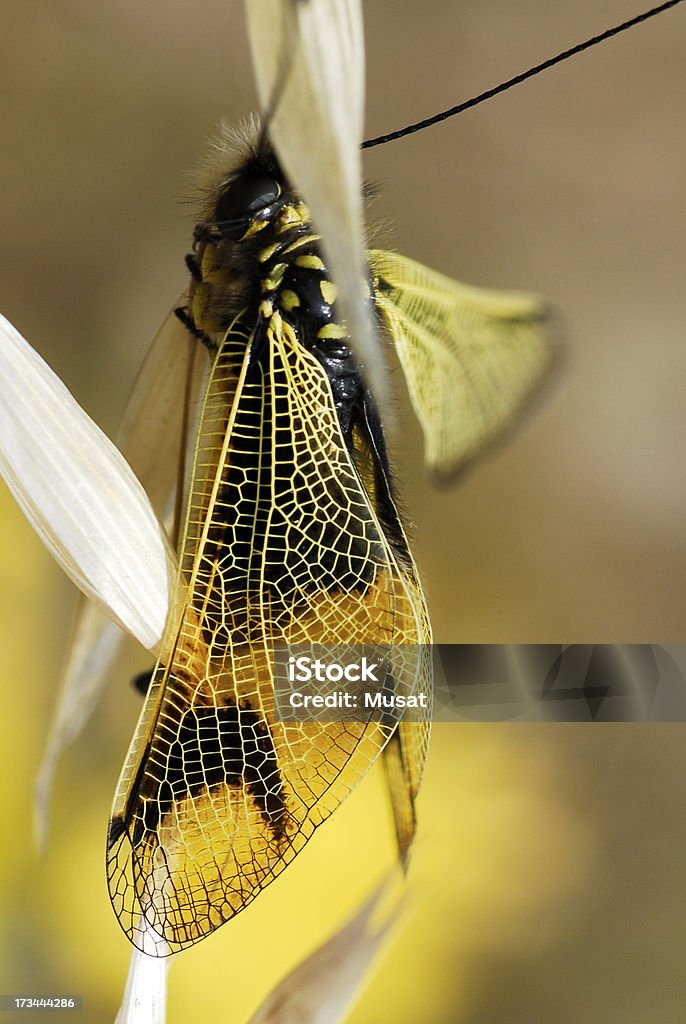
[184,253,203,282]
[131,668,154,697]
[174,306,215,351]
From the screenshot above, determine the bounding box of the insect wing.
[107,309,431,954]
[370,250,555,481]
[382,714,431,867]
[117,298,211,537]
[36,305,210,841]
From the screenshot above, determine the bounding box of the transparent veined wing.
[117,297,211,541]
[382,716,431,868]
[35,303,209,841]
[106,308,432,954]
[370,250,555,481]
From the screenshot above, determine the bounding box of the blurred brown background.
[0,2,684,1022]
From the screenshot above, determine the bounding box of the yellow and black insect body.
[107,131,435,955]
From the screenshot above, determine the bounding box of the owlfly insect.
[100,0,680,955]
[104,122,552,954]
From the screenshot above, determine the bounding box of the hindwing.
[370,249,555,481]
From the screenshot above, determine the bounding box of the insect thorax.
[178,147,364,441]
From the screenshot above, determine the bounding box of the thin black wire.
[362,0,682,150]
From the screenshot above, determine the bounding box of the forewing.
[107,311,430,954]
[370,250,555,481]
[117,298,211,539]
[35,304,208,842]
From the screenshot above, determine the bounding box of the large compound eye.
[215,173,281,239]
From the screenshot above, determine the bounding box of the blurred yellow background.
[0,2,684,1022]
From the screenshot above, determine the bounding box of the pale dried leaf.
[247,876,403,1024]
[115,947,170,1024]
[245,0,387,405]
[0,314,174,650]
